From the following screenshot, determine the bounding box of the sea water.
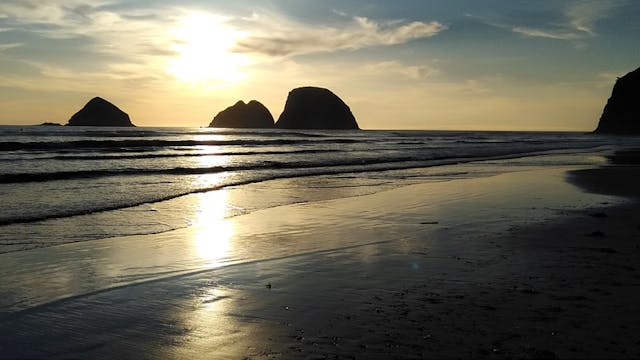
[0,125,636,253]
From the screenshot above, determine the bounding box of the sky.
[0,0,638,130]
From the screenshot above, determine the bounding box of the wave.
[0,147,595,227]
[0,126,619,232]
[0,126,340,139]
[34,148,341,161]
[0,148,341,162]
[0,156,420,184]
[0,138,360,151]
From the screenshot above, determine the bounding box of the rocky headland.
[595,67,640,134]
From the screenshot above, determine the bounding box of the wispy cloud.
[566,0,621,35]
[512,0,624,42]
[0,0,113,31]
[0,1,176,52]
[0,1,179,85]
[510,27,581,41]
[474,0,625,44]
[234,14,446,57]
[361,61,438,81]
[0,42,22,51]
[267,59,440,85]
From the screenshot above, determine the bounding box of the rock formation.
[67,97,134,127]
[209,100,274,128]
[595,67,640,134]
[38,122,62,126]
[275,87,359,130]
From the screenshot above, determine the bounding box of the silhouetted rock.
[595,67,640,134]
[38,122,62,126]
[67,97,134,127]
[276,87,359,130]
[209,100,274,128]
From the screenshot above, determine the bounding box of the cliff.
[595,67,640,134]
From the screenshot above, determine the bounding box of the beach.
[2,147,640,359]
[2,0,640,357]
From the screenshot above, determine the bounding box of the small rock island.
[275,87,359,130]
[209,100,274,128]
[67,97,134,127]
[595,67,640,134]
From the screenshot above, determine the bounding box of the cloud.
[510,27,580,41]
[234,14,446,57]
[472,0,625,45]
[0,42,22,51]
[361,61,438,81]
[511,0,624,41]
[0,1,180,78]
[0,0,112,29]
[566,0,621,35]
[0,2,447,97]
[0,1,175,51]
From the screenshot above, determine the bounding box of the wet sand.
[212,170,640,359]
[2,153,640,359]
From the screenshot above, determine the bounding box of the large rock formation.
[275,87,359,130]
[67,97,134,127]
[595,67,640,134]
[209,100,274,128]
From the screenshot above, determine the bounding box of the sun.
[167,12,249,88]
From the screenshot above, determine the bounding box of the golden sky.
[0,1,638,130]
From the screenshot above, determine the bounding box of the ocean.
[0,125,636,254]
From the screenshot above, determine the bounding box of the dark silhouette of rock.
[67,97,134,127]
[595,67,640,134]
[276,87,359,130]
[38,122,62,126]
[209,100,274,128]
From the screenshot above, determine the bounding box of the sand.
[1,152,640,359]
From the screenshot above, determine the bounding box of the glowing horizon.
[0,1,638,130]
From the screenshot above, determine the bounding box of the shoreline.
[2,150,640,358]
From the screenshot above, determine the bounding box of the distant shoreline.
[7,123,599,133]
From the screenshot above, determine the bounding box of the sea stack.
[209,100,274,128]
[595,67,640,134]
[275,87,359,130]
[67,97,134,127]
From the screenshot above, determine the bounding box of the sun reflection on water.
[191,142,234,267]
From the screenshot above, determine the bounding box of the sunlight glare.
[192,190,233,266]
[167,12,249,88]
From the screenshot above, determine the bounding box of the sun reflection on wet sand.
[172,191,250,358]
[191,188,234,267]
